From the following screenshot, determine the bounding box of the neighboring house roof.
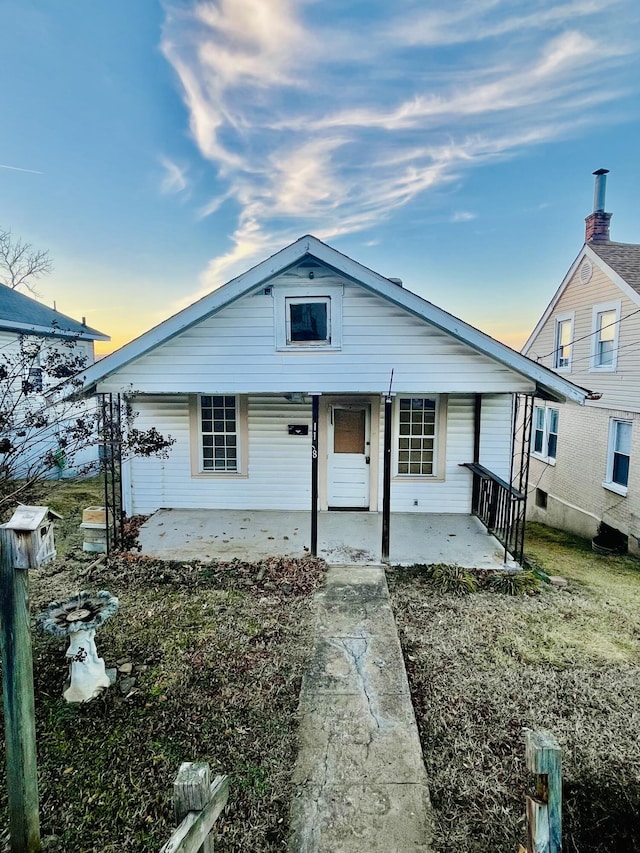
[81,234,587,404]
[522,241,640,355]
[589,241,640,294]
[0,283,110,341]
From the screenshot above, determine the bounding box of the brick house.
[522,170,640,552]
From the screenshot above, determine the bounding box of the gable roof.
[522,241,640,355]
[589,241,640,294]
[0,283,109,341]
[81,235,587,404]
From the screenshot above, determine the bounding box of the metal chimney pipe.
[593,168,609,212]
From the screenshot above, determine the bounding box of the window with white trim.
[273,283,343,350]
[286,297,330,345]
[199,395,238,472]
[604,419,631,493]
[591,301,620,371]
[397,397,437,475]
[532,406,559,463]
[553,316,573,370]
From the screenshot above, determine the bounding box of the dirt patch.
[387,527,640,852]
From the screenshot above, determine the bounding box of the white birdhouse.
[2,505,62,568]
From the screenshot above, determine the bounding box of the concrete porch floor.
[137,509,514,568]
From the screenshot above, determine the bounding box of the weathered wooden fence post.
[0,506,59,853]
[524,729,562,853]
[160,762,229,853]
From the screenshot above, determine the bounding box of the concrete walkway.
[289,565,433,852]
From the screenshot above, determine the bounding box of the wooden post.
[161,763,229,853]
[310,394,319,557]
[174,763,213,853]
[0,527,41,853]
[525,730,562,853]
[381,395,392,562]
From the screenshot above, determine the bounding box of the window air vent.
[579,259,593,285]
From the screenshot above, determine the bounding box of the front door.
[328,403,370,509]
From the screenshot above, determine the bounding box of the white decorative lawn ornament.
[37,590,119,703]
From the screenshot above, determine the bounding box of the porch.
[136,509,517,568]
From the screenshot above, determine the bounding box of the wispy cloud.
[159,156,189,194]
[388,0,624,46]
[451,211,476,223]
[160,0,640,292]
[0,163,42,174]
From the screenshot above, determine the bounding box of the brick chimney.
[585,168,611,243]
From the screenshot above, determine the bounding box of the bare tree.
[0,334,175,513]
[0,227,53,295]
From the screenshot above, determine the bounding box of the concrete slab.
[137,508,511,568]
[293,693,426,785]
[301,635,410,696]
[289,783,432,853]
[289,565,433,852]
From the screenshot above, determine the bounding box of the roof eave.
[0,318,110,341]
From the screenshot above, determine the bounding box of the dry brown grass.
[387,523,640,853]
[0,479,326,852]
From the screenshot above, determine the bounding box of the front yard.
[0,480,325,852]
[2,480,639,852]
[387,523,640,853]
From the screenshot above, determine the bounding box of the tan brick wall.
[527,403,640,549]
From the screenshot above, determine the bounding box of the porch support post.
[311,394,320,557]
[472,394,482,513]
[381,394,393,562]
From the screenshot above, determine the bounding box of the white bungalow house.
[81,235,586,563]
[523,170,640,553]
[0,283,109,482]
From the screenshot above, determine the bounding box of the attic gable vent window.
[274,282,343,351]
[287,297,330,344]
[579,259,593,285]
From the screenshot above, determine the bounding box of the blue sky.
[2,0,639,355]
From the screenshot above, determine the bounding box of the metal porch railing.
[463,462,526,565]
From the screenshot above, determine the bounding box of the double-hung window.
[532,406,559,463]
[397,397,437,475]
[553,315,573,370]
[604,419,631,494]
[591,301,620,371]
[199,395,238,472]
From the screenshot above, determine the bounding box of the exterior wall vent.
[263,286,273,296]
[579,259,593,285]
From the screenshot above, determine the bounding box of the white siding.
[385,395,476,513]
[122,392,520,516]
[0,330,100,478]
[479,394,513,480]
[127,395,313,514]
[98,273,533,396]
